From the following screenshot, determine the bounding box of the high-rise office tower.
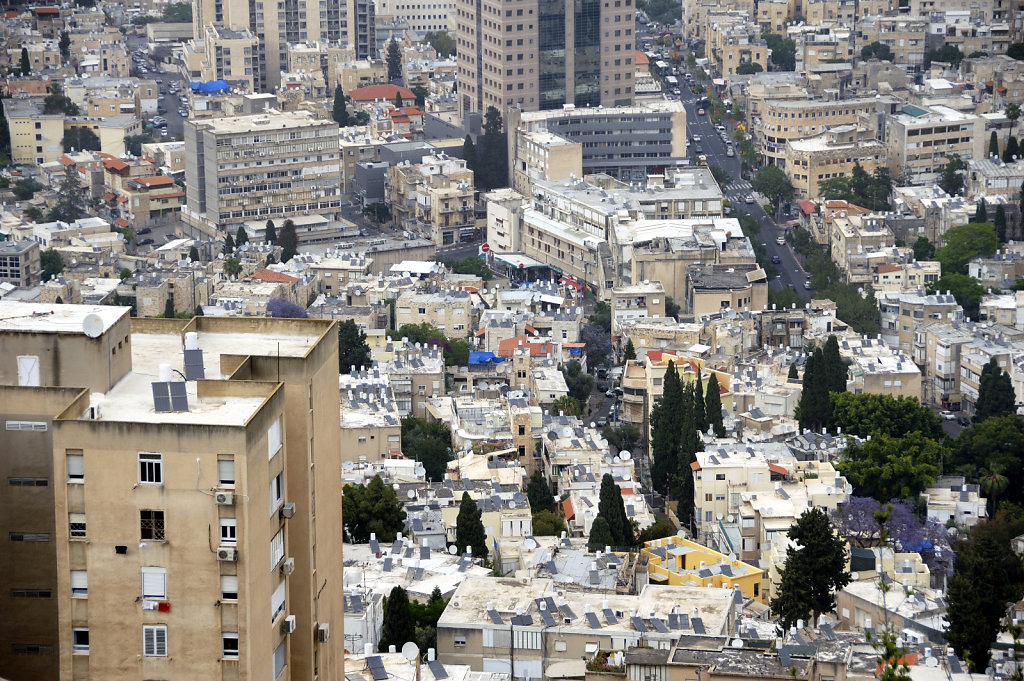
[455,0,635,116]
[192,0,375,91]
[0,302,346,681]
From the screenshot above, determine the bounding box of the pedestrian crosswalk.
[725,181,752,192]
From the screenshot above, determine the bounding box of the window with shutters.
[270,529,284,569]
[268,418,282,460]
[218,458,235,485]
[143,625,167,657]
[17,355,40,386]
[71,570,88,596]
[72,627,89,653]
[273,640,286,678]
[221,575,238,600]
[139,453,162,484]
[141,567,166,599]
[271,581,286,623]
[270,472,284,512]
[140,510,165,540]
[66,452,84,481]
[220,518,237,544]
[223,632,239,658]
[69,513,86,539]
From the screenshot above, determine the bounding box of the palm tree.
[551,395,581,417]
[1006,103,1021,143]
[980,464,1009,515]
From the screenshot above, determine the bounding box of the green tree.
[860,41,893,61]
[598,474,632,547]
[20,47,30,75]
[551,394,581,417]
[363,202,391,224]
[913,236,935,261]
[837,431,943,502]
[62,126,102,153]
[948,415,1024,506]
[980,464,1011,514]
[560,360,593,405]
[447,254,492,279]
[990,131,1000,158]
[665,296,680,320]
[265,219,277,244]
[423,30,456,56]
[119,267,132,280]
[223,257,241,277]
[124,134,150,157]
[938,154,967,196]
[185,246,200,263]
[342,475,408,542]
[478,106,507,189]
[194,304,205,316]
[162,2,193,21]
[822,335,847,394]
[923,44,963,68]
[1008,103,1022,140]
[163,297,175,318]
[235,225,249,247]
[975,199,988,223]
[1005,135,1020,163]
[927,273,985,320]
[994,204,1008,242]
[527,469,552,512]
[412,85,428,108]
[59,31,71,63]
[591,300,611,332]
[708,164,733,187]
[43,84,80,116]
[769,508,851,629]
[705,372,725,437]
[788,363,799,380]
[828,393,943,440]
[795,347,830,431]
[46,166,87,223]
[651,361,683,495]
[40,249,64,281]
[332,84,350,126]
[1010,43,1024,60]
[734,62,763,75]
[455,492,488,557]
[222,234,235,255]
[934,221,999,274]
[751,164,795,214]
[532,509,565,536]
[401,417,453,482]
[675,381,702,528]
[762,30,796,71]
[278,219,298,262]
[379,586,416,651]
[637,519,678,543]
[974,357,1016,423]
[693,364,707,434]
[393,91,404,110]
[12,178,43,201]
[588,515,614,551]
[623,338,636,361]
[462,134,476,173]
[386,38,402,81]
[338,318,371,373]
[601,423,641,453]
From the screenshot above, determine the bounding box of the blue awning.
[468,352,505,365]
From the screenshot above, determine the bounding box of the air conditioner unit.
[215,490,235,506]
[282,615,297,634]
[280,556,296,576]
[317,623,331,643]
[217,547,238,562]
[280,502,296,519]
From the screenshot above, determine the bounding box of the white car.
[744,195,755,204]
[776,236,785,245]
[940,410,956,421]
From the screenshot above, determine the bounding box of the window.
[268,418,283,459]
[6,420,47,431]
[715,473,726,481]
[220,518,237,545]
[17,355,40,386]
[69,513,86,539]
[271,581,286,623]
[273,640,286,678]
[143,625,167,657]
[270,472,284,512]
[9,477,48,486]
[223,632,239,658]
[10,532,49,541]
[221,575,238,600]
[141,567,166,599]
[72,627,89,654]
[218,458,235,485]
[140,510,165,540]
[270,529,284,569]
[67,453,84,481]
[71,570,88,596]
[453,635,467,646]
[139,452,162,484]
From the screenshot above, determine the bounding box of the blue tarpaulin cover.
[468,352,505,365]
[191,80,230,92]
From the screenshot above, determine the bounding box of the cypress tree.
[675,382,700,528]
[279,219,298,262]
[235,225,249,247]
[455,492,488,557]
[587,516,614,552]
[188,246,200,262]
[705,373,725,437]
[989,130,999,158]
[693,363,707,433]
[974,358,1016,423]
[788,363,799,380]
[462,134,476,173]
[265,219,277,244]
[379,586,415,651]
[623,338,636,361]
[650,361,683,495]
[994,204,1007,242]
[823,335,847,394]
[20,47,30,75]
[222,234,235,255]
[1004,135,1020,163]
[597,474,631,548]
[163,297,174,318]
[974,198,987,223]
[332,84,350,126]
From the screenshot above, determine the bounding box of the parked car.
[940,410,956,421]
[605,389,616,397]
[771,255,781,264]
[137,227,152,235]
[957,415,971,426]
[744,195,754,204]
[597,417,608,427]
[137,238,154,246]
[804,277,813,288]
[776,236,785,245]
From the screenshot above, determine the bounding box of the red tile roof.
[33,7,60,15]
[497,334,552,357]
[876,263,902,274]
[249,268,299,284]
[60,155,75,166]
[797,200,816,215]
[135,175,175,187]
[103,158,129,171]
[635,50,650,66]
[114,218,130,227]
[116,196,127,203]
[562,497,575,521]
[102,192,115,202]
[349,84,415,101]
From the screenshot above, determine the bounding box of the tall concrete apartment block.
[455,0,635,116]
[183,110,343,236]
[192,0,374,90]
[0,302,345,681]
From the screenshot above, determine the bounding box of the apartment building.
[959,341,1022,416]
[685,0,755,40]
[394,288,474,334]
[914,321,973,409]
[508,100,687,184]
[789,25,853,71]
[706,17,768,77]
[455,0,633,116]
[758,97,878,168]
[979,293,1023,327]
[856,15,928,69]
[966,158,1024,200]
[685,263,768,318]
[785,125,886,200]
[886,104,986,186]
[2,97,65,165]
[438,576,738,676]
[920,476,988,528]
[611,282,667,334]
[181,25,260,92]
[829,212,894,281]
[640,536,764,602]
[845,343,922,399]
[880,290,964,356]
[936,14,1011,56]
[339,370,402,462]
[0,239,42,289]
[871,260,942,292]
[183,110,342,237]
[0,303,347,681]
[373,343,447,417]
[386,154,475,247]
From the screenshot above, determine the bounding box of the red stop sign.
[481,243,490,252]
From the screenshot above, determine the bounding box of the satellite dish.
[730,638,744,648]
[401,642,420,662]
[407,490,416,499]
[415,465,426,478]
[727,514,735,523]
[619,451,631,460]
[925,657,939,668]
[82,313,104,338]
[716,513,724,521]
[850,572,859,580]
[448,545,458,555]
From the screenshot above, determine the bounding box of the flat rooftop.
[194,110,332,134]
[0,301,127,335]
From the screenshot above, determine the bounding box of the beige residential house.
[758,97,878,168]
[886,104,986,186]
[684,263,768,317]
[785,125,886,200]
[386,154,475,247]
[394,288,474,334]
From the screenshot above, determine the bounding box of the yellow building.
[641,536,765,602]
[2,97,65,165]
[785,125,886,200]
[758,97,878,168]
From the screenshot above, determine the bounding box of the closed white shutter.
[70,570,88,595]
[141,567,166,598]
[66,454,84,480]
[221,575,238,600]
[218,459,235,485]
[271,581,286,623]
[17,356,40,386]
[273,640,286,678]
[143,625,167,656]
